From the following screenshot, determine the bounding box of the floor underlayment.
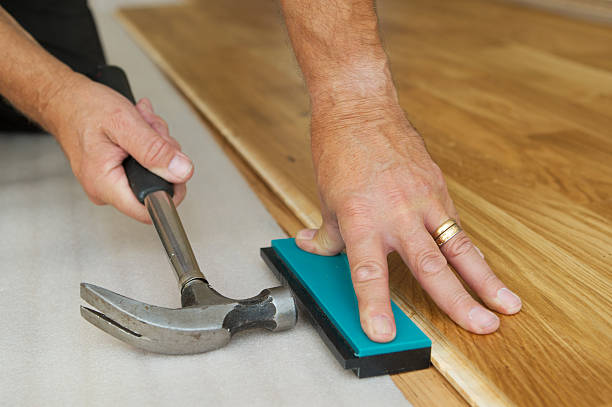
[116,0,612,406]
[0,2,411,406]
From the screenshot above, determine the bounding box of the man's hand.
[280,0,522,342]
[46,74,193,223]
[0,7,192,223]
[296,96,522,341]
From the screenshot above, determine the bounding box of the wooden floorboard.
[118,0,612,405]
[503,0,612,24]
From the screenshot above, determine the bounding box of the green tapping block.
[261,238,431,377]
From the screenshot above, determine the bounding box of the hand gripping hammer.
[79,66,297,354]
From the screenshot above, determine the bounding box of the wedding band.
[432,219,462,247]
[432,219,457,239]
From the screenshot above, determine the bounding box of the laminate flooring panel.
[118,0,612,405]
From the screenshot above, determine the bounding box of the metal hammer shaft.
[145,190,206,289]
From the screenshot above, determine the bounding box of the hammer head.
[80,279,297,354]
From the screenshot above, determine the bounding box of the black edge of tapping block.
[261,248,356,368]
[260,247,432,378]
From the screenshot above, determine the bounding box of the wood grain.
[503,0,612,24]
[118,0,612,405]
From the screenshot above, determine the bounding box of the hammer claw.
[80,283,235,354]
[79,305,153,352]
[80,283,157,335]
[80,306,141,337]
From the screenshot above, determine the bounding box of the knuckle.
[452,212,461,225]
[82,182,102,205]
[415,250,447,277]
[352,260,387,283]
[156,117,169,131]
[447,291,473,310]
[338,200,375,240]
[78,163,95,186]
[143,137,171,166]
[478,271,501,291]
[317,229,333,248]
[82,181,96,197]
[445,234,473,258]
[411,174,439,201]
[81,179,103,205]
[417,178,435,196]
[431,163,446,187]
[410,163,447,199]
[107,108,131,131]
[339,199,373,219]
[88,196,105,206]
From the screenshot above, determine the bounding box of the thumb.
[110,109,193,184]
[295,219,345,256]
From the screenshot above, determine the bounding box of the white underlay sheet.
[0,2,410,406]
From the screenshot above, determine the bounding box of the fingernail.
[296,228,316,241]
[370,315,393,337]
[497,288,522,312]
[468,307,499,331]
[168,153,193,179]
[475,246,485,259]
[142,98,153,111]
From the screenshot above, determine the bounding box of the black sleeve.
[0,0,106,131]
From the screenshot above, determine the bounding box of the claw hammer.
[79,66,297,354]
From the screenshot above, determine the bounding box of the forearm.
[279,0,398,111]
[0,6,77,132]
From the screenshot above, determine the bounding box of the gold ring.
[432,219,457,239]
[432,219,462,247]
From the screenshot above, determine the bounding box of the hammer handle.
[95,65,174,203]
[145,190,207,288]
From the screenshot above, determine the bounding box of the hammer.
[80,66,297,354]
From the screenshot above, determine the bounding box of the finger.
[96,164,151,224]
[397,225,500,334]
[340,220,395,343]
[85,193,105,206]
[171,183,187,207]
[295,218,344,256]
[123,102,188,211]
[432,198,482,258]
[97,171,187,223]
[106,106,193,184]
[427,213,522,315]
[135,98,181,149]
[138,96,153,112]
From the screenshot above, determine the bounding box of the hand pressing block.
[261,238,431,378]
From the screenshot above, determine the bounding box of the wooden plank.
[117,0,612,405]
[503,0,612,24]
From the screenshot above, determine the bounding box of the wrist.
[309,88,419,149]
[37,70,87,136]
[310,78,402,132]
[307,54,398,107]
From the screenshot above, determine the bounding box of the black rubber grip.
[95,65,174,203]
